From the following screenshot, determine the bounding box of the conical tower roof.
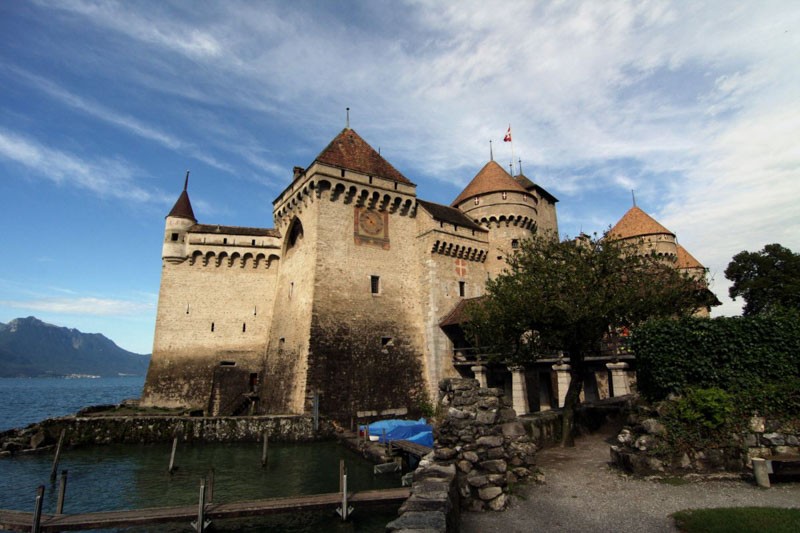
[609,206,673,239]
[167,175,196,221]
[676,244,704,269]
[314,128,413,185]
[451,160,528,206]
[514,173,536,190]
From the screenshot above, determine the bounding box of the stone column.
[508,366,529,415]
[606,362,630,397]
[471,365,488,388]
[551,363,571,408]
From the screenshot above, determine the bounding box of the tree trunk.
[560,365,584,447]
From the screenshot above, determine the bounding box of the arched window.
[286,218,304,251]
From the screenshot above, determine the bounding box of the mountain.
[0,317,150,377]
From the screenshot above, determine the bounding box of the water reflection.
[0,440,401,532]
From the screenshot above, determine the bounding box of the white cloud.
[0,297,154,317]
[0,128,161,203]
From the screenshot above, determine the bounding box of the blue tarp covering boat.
[359,418,433,448]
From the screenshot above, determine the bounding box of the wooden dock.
[0,488,409,532]
[390,439,433,459]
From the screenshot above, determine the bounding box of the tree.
[724,243,800,316]
[464,233,702,446]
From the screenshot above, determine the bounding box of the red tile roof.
[417,200,487,232]
[439,296,486,327]
[608,206,674,239]
[451,161,528,206]
[189,224,280,237]
[676,244,704,269]
[314,128,413,185]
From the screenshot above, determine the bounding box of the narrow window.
[223,238,228,244]
[502,192,508,200]
[459,281,466,298]
[523,195,528,202]
[220,361,236,367]
[340,168,345,177]
[211,322,215,332]
[242,323,246,332]
[289,282,294,299]
[512,239,519,249]
[394,182,398,190]
[171,233,179,241]
[252,239,256,245]
[381,337,394,347]
[369,176,373,184]
[474,197,479,205]
[370,275,380,295]
[186,303,190,314]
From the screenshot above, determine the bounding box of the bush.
[661,388,740,451]
[633,312,800,400]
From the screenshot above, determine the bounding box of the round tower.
[452,161,540,277]
[163,172,196,264]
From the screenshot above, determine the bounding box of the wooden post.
[56,470,68,515]
[50,428,66,482]
[365,425,370,444]
[32,485,44,533]
[383,428,388,453]
[752,457,770,488]
[336,467,353,520]
[206,469,215,503]
[339,459,345,492]
[168,436,179,473]
[261,430,269,467]
[191,478,210,532]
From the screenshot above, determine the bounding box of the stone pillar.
[471,365,488,388]
[606,362,630,397]
[551,363,571,408]
[508,366,529,415]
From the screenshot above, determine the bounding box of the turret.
[452,161,540,277]
[163,171,196,264]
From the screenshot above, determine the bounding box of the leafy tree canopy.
[724,243,800,316]
[465,233,702,366]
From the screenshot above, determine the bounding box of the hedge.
[632,312,800,400]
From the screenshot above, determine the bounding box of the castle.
[140,126,712,418]
[140,127,558,418]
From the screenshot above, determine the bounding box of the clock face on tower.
[359,210,384,235]
[354,207,389,249]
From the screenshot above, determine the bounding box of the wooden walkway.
[390,439,433,459]
[0,488,409,532]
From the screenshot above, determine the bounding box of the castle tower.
[451,161,547,278]
[162,173,196,263]
[264,127,427,418]
[608,206,679,262]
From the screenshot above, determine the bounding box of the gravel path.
[461,427,800,532]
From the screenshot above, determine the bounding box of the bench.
[752,454,800,488]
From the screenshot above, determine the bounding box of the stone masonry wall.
[435,378,537,512]
[0,415,332,456]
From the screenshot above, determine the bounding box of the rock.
[479,459,508,473]
[476,410,498,425]
[677,453,691,469]
[487,474,507,486]
[640,418,666,436]
[744,433,758,447]
[763,432,786,446]
[434,447,457,460]
[477,397,500,409]
[487,493,507,511]
[466,499,485,512]
[478,486,503,501]
[512,466,530,478]
[617,429,633,445]
[29,430,46,450]
[457,460,472,473]
[787,435,799,446]
[749,416,765,433]
[497,408,517,423]
[448,407,471,419]
[467,474,490,488]
[487,447,506,460]
[501,422,526,437]
[774,446,800,455]
[462,451,479,463]
[634,435,653,451]
[476,435,504,448]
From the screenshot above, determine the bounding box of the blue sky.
[1,1,798,354]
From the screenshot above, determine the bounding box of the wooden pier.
[390,439,433,459]
[0,488,409,532]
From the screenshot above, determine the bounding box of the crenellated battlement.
[187,250,281,268]
[430,239,488,262]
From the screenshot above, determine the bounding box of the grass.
[673,507,800,532]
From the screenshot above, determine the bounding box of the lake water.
[0,377,402,531]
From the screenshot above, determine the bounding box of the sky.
[1,1,798,354]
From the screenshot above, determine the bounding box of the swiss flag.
[503,125,512,142]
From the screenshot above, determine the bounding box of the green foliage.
[725,243,800,316]
[672,507,800,533]
[661,388,739,451]
[735,377,800,425]
[634,312,800,400]
[464,233,700,365]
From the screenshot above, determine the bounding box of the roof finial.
[489,140,494,161]
[518,158,523,176]
[631,189,636,207]
[508,162,513,175]
[184,170,190,191]
[346,107,350,129]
